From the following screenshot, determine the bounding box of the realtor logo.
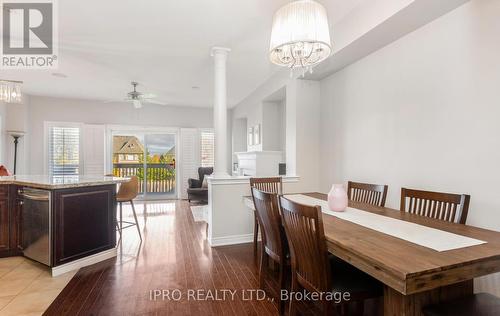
[1,0,58,69]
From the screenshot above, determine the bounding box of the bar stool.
[116,176,142,240]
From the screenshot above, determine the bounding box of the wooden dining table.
[244,192,500,316]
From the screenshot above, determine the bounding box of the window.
[48,124,81,177]
[200,130,215,167]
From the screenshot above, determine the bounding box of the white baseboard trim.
[51,247,117,277]
[209,233,255,247]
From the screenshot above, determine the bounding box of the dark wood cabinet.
[0,185,25,257]
[0,197,9,252]
[0,183,117,266]
[1,185,24,257]
[10,185,23,252]
[52,185,116,266]
[14,200,23,251]
[0,185,10,253]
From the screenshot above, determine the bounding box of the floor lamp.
[7,131,25,175]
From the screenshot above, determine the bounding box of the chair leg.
[130,200,142,241]
[289,273,298,316]
[323,300,334,316]
[116,222,122,238]
[346,301,364,316]
[253,213,259,256]
[259,249,268,290]
[116,202,122,239]
[119,202,123,234]
[278,260,287,315]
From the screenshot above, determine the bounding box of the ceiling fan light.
[269,0,332,69]
[133,99,142,109]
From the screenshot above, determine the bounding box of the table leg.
[384,280,473,316]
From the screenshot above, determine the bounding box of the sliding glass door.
[143,134,176,198]
[111,130,177,200]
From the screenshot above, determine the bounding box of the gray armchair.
[187,167,213,203]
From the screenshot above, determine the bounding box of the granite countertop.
[0,175,130,189]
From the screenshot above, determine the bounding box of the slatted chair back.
[251,188,286,262]
[279,196,331,293]
[400,188,470,224]
[347,181,388,207]
[250,177,283,194]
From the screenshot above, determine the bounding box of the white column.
[211,47,231,177]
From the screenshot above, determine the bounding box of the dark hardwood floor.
[44,200,280,316]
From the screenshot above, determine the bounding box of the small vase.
[327,184,348,212]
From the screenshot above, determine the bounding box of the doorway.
[111,130,177,200]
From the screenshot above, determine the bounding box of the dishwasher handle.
[22,192,50,202]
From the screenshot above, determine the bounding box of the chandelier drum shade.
[269,0,332,69]
[0,80,23,104]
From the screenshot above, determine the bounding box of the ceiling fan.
[106,82,167,108]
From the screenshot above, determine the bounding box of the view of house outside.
[112,135,176,195]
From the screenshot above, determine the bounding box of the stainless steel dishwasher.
[21,188,52,266]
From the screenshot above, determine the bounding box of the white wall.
[246,103,263,152]
[207,176,300,246]
[279,99,286,153]
[232,70,292,153]
[262,101,285,152]
[232,77,322,192]
[232,117,247,171]
[226,111,233,174]
[286,79,322,191]
[17,95,213,174]
[319,0,500,294]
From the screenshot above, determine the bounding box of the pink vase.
[327,184,348,212]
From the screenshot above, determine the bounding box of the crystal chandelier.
[0,80,23,104]
[269,0,332,73]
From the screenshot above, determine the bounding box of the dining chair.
[116,176,142,240]
[423,292,500,316]
[251,187,288,315]
[347,181,388,207]
[400,188,470,224]
[279,196,382,316]
[249,177,283,255]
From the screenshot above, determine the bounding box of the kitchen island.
[0,175,128,276]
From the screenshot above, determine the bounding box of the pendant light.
[269,0,332,73]
[0,80,23,103]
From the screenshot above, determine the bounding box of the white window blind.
[200,130,215,168]
[180,128,200,199]
[82,124,105,176]
[48,126,81,177]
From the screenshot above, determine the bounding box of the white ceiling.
[0,0,365,108]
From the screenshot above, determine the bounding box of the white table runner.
[285,194,486,252]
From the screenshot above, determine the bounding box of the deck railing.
[112,163,175,194]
